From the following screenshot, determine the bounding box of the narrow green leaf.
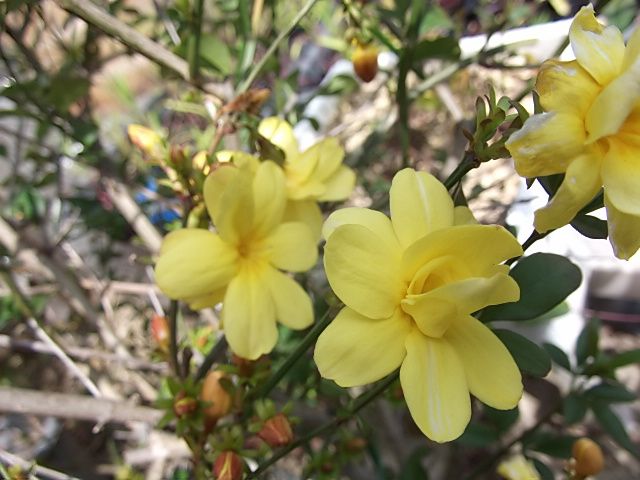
[531,458,554,480]
[585,382,636,403]
[198,34,233,75]
[494,329,551,377]
[543,342,572,371]
[592,403,639,457]
[412,36,460,62]
[482,253,582,322]
[608,348,640,369]
[563,392,588,424]
[526,432,578,458]
[458,422,499,447]
[576,318,600,366]
[571,214,608,239]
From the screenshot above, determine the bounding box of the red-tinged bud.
[213,451,244,480]
[572,438,604,478]
[352,43,379,82]
[345,437,367,453]
[173,393,198,418]
[200,371,233,424]
[258,413,294,447]
[232,354,256,377]
[150,314,169,352]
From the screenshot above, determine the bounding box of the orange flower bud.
[173,393,198,418]
[150,314,169,352]
[232,354,256,377]
[352,43,379,82]
[258,413,294,447]
[213,451,243,480]
[200,371,233,424]
[572,438,604,478]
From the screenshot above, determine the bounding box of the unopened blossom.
[506,5,640,259]
[258,117,356,238]
[155,161,317,359]
[497,455,540,480]
[314,168,523,442]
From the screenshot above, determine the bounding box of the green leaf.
[543,343,572,371]
[526,432,578,458]
[481,253,582,322]
[563,392,588,424]
[198,34,233,75]
[399,446,430,480]
[585,382,636,403]
[576,318,600,366]
[607,348,640,369]
[412,36,460,62]
[531,458,555,480]
[457,422,499,447]
[494,329,551,377]
[47,73,90,111]
[592,402,639,457]
[571,214,608,239]
[484,406,519,433]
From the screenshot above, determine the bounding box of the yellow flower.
[155,161,318,359]
[314,168,524,442]
[127,124,164,159]
[258,117,356,238]
[506,5,640,259]
[497,455,541,480]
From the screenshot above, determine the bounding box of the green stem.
[248,309,332,401]
[506,229,552,266]
[397,49,411,167]
[443,152,477,190]
[188,0,204,81]
[167,299,182,378]
[237,0,320,94]
[463,401,560,480]
[247,371,399,478]
[194,336,228,381]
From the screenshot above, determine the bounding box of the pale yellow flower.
[497,455,541,480]
[155,161,318,359]
[258,117,356,238]
[314,168,523,442]
[506,5,640,259]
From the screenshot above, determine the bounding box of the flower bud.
[258,413,294,447]
[150,314,169,352]
[572,438,604,478]
[127,124,163,158]
[352,43,378,82]
[232,354,256,377]
[173,393,198,418]
[200,371,233,424]
[213,451,243,480]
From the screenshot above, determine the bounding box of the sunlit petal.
[323,207,401,254]
[305,138,344,181]
[400,330,470,442]
[156,229,238,301]
[601,139,640,216]
[265,267,313,330]
[453,206,478,225]
[446,315,522,410]
[258,117,299,160]
[325,224,404,319]
[605,194,640,260]
[223,267,278,360]
[506,112,586,178]
[252,161,287,236]
[390,168,454,248]
[184,287,226,310]
[317,165,356,202]
[570,5,625,85]
[534,151,603,232]
[314,308,410,387]
[283,199,323,240]
[536,60,600,118]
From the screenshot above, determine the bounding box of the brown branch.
[0,387,163,424]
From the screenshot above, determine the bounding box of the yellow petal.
[623,23,640,71]
[155,229,238,301]
[453,205,478,225]
[265,267,313,330]
[252,161,287,236]
[258,117,299,160]
[506,112,585,177]
[216,150,261,171]
[304,137,344,182]
[390,169,454,249]
[317,165,356,202]
[204,164,254,244]
[222,267,278,360]
[601,139,640,216]
[605,194,640,260]
[534,151,603,232]
[184,287,226,310]
[498,455,541,480]
[536,60,600,118]
[324,224,404,319]
[446,315,523,410]
[283,199,323,240]
[400,330,471,442]
[266,222,317,272]
[314,307,410,387]
[402,225,523,282]
[402,274,520,338]
[323,207,401,255]
[569,5,625,85]
[585,59,640,144]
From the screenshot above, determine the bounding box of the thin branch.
[0,449,78,480]
[0,387,162,424]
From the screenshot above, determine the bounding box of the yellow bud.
[127,124,163,158]
[352,43,379,83]
[572,438,604,478]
